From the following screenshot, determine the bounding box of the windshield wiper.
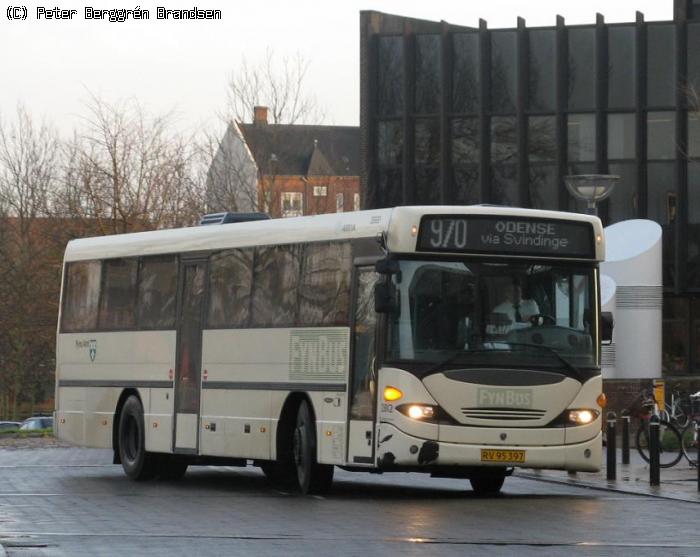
[492,342,584,382]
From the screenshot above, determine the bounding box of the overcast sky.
[1,0,674,135]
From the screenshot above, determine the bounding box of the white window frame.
[281,192,304,217]
[336,193,344,213]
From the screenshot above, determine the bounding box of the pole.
[621,412,630,465]
[606,411,616,481]
[649,415,660,487]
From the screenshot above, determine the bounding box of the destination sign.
[416,215,595,258]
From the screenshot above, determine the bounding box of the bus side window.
[98,259,138,330]
[251,245,302,327]
[298,241,352,326]
[61,261,101,333]
[137,256,178,329]
[208,249,254,328]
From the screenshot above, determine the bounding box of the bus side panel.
[202,328,349,464]
[315,390,348,465]
[199,389,272,459]
[55,331,176,451]
[55,386,86,446]
[143,388,174,453]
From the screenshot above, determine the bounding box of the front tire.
[293,400,334,494]
[118,395,157,480]
[470,473,505,496]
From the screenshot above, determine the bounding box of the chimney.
[253,106,268,125]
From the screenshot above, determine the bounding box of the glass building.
[360,0,700,376]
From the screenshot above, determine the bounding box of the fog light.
[568,409,597,425]
[407,405,435,420]
[384,386,403,402]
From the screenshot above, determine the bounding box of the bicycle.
[659,387,690,429]
[630,389,684,468]
[680,391,700,467]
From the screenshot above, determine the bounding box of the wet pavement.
[517,448,700,503]
[1,447,699,556]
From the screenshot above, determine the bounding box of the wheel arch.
[112,388,142,464]
[275,392,318,460]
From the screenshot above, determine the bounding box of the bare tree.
[205,50,328,215]
[56,94,202,234]
[0,106,61,419]
[225,49,325,125]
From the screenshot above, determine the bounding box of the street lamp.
[564,174,619,216]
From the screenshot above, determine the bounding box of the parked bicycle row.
[620,388,700,468]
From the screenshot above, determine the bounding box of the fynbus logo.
[477,388,533,409]
[75,339,97,362]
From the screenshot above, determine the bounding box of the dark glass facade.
[360,2,700,375]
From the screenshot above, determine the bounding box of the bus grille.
[461,408,547,421]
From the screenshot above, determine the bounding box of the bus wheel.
[469,473,505,496]
[157,456,188,481]
[118,395,156,481]
[260,461,294,487]
[293,400,334,495]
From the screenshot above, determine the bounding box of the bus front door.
[173,259,207,453]
[347,267,377,466]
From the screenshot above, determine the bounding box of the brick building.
[207,107,360,218]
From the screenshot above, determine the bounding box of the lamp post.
[564,174,619,216]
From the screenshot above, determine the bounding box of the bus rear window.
[62,261,101,332]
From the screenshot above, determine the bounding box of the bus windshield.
[385,259,598,370]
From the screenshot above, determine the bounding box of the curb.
[517,471,700,504]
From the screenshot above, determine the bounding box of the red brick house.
[207,107,360,218]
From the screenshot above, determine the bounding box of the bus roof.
[63,206,605,262]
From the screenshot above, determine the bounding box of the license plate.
[480,449,526,464]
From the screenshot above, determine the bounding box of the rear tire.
[293,400,334,494]
[470,473,505,496]
[118,395,157,480]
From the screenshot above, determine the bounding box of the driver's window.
[409,268,475,351]
[554,273,591,331]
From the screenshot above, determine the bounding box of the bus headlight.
[398,404,436,420]
[568,409,598,425]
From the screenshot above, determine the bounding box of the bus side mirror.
[601,312,614,345]
[375,259,401,282]
[374,281,400,314]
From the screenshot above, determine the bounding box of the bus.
[55,205,611,494]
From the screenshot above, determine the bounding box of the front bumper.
[376,423,602,472]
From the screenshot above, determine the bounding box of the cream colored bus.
[55,206,610,494]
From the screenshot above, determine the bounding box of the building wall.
[360,5,700,376]
[206,123,259,213]
[258,175,361,218]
